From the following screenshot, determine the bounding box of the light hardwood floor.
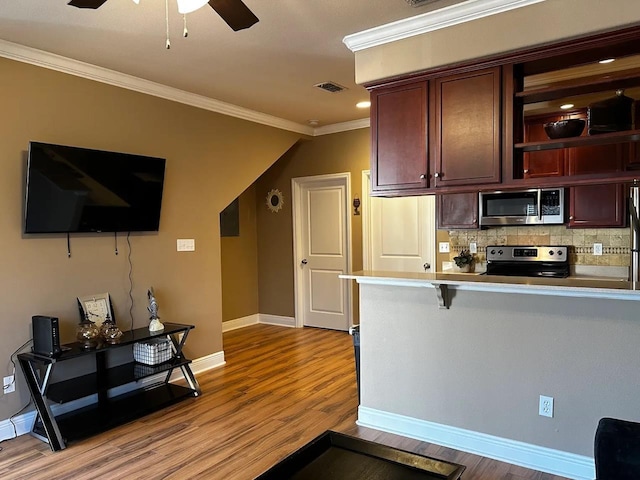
[0,324,569,479]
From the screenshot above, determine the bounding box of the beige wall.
[354,0,640,84]
[0,57,301,420]
[359,283,640,458]
[221,186,259,322]
[255,129,370,322]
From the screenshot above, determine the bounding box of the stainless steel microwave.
[479,188,565,226]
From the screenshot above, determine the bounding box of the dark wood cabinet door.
[563,110,626,228]
[567,143,625,175]
[523,114,565,178]
[371,83,428,193]
[437,192,479,229]
[569,184,625,228]
[431,66,501,187]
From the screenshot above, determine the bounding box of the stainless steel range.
[484,246,570,278]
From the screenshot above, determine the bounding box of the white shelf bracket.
[433,283,450,309]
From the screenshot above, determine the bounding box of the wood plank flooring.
[0,324,569,479]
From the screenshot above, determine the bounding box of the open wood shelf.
[517,68,640,104]
[46,356,192,404]
[515,129,640,152]
[38,384,196,444]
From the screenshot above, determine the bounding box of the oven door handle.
[537,189,542,221]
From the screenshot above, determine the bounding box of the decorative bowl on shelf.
[543,119,586,139]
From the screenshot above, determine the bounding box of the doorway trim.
[292,172,353,329]
[362,170,372,271]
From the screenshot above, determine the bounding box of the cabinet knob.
[420,174,426,180]
[434,172,441,178]
[569,216,574,220]
[523,169,529,174]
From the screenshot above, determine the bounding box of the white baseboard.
[222,314,260,332]
[0,410,36,442]
[223,314,297,331]
[259,314,296,328]
[357,406,595,480]
[0,349,226,443]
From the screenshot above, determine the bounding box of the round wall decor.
[266,189,284,213]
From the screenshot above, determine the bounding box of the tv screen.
[24,142,166,234]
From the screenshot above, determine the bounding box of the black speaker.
[32,315,62,357]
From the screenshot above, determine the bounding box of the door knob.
[423,263,431,271]
[301,259,308,265]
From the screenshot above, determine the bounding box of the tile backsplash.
[448,226,631,266]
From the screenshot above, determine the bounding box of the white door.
[293,174,351,331]
[362,171,435,273]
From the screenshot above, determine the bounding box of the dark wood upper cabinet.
[431,66,501,187]
[569,183,625,228]
[523,113,566,178]
[367,26,640,201]
[370,82,428,194]
[437,192,479,230]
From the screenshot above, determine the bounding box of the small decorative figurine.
[147,287,164,333]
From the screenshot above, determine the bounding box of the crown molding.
[314,118,370,136]
[343,0,546,52]
[0,39,314,136]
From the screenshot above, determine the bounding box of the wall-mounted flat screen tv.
[24,142,166,234]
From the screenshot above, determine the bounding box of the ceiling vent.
[314,81,347,93]
[405,0,441,6]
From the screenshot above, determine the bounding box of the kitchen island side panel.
[358,283,640,457]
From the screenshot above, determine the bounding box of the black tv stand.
[18,323,200,451]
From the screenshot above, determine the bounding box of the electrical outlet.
[439,242,450,253]
[469,242,477,254]
[593,243,603,256]
[539,395,554,418]
[3,375,15,394]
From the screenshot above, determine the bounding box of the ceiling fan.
[67,0,259,32]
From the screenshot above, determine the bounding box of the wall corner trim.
[356,406,595,480]
[343,0,546,52]
[0,39,314,135]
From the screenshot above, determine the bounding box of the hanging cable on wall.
[165,0,171,49]
[127,232,135,331]
[67,233,71,258]
[114,231,119,256]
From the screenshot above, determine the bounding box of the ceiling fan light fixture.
[177,0,209,14]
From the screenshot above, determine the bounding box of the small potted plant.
[453,249,474,273]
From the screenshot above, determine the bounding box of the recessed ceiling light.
[560,103,575,110]
[356,101,371,109]
[599,58,615,64]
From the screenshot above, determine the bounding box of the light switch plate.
[439,242,450,253]
[177,239,195,252]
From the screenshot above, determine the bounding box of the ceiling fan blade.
[68,0,109,8]
[208,0,259,31]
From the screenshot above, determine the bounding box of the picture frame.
[77,292,114,327]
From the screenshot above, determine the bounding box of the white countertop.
[340,270,640,305]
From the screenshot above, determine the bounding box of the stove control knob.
[490,249,496,255]
[549,250,554,255]
[557,250,563,256]
[498,249,503,255]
